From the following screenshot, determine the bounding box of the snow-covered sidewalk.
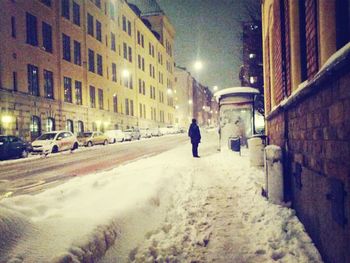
[0,131,322,263]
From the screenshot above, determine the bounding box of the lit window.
[250,76,258,84]
[249,53,256,59]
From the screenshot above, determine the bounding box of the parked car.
[140,128,152,138]
[31,131,78,154]
[105,130,126,143]
[124,128,141,140]
[77,131,109,147]
[150,127,162,137]
[0,135,32,160]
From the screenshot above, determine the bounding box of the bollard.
[248,137,264,166]
[264,145,284,204]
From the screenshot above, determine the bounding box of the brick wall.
[283,0,292,96]
[264,36,272,114]
[287,70,350,263]
[272,1,284,105]
[305,0,319,79]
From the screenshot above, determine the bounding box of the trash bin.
[228,136,241,153]
[247,135,265,167]
[264,145,284,204]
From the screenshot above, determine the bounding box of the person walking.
[188,118,201,158]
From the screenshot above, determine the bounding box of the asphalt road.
[0,135,188,199]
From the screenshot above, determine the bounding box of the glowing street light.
[188,99,193,105]
[122,69,130,78]
[1,115,13,124]
[167,88,172,94]
[194,61,203,71]
[213,85,218,91]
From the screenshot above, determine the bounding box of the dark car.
[0,135,32,160]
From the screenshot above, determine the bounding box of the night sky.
[158,0,260,90]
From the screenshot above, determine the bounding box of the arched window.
[77,121,84,134]
[30,115,41,140]
[47,117,55,132]
[66,119,74,133]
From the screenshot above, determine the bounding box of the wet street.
[0,135,187,198]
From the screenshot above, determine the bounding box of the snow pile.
[123,146,322,263]
[0,144,188,262]
[0,131,322,262]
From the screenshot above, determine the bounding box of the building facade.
[0,0,176,141]
[262,1,350,262]
[174,66,217,128]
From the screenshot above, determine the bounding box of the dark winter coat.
[188,123,201,144]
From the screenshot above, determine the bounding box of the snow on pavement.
[0,131,322,262]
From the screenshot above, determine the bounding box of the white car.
[31,131,79,154]
[124,128,141,140]
[105,130,126,143]
[140,128,152,138]
[150,127,162,137]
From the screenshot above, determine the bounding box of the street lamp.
[188,99,193,105]
[213,85,218,91]
[194,61,203,71]
[122,69,130,78]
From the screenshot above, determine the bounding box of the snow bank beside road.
[0,144,188,262]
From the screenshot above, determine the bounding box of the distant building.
[0,0,175,141]
[262,1,350,262]
[174,66,217,128]
[239,20,264,115]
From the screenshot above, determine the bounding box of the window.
[336,0,350,49]
[125,98,129,115]
[111,33,116,51]
[98,89,103,109]
[142,81,146,95]
[73,1,80,26]
[97,54,103,76]
[66,119,74,133]
[122,16,127,32]
[13,72,17,91]
[63,76,72,102]
[26,13,38,46]
[128,46,132,62]
[47,117,55,132]
[44,70,54,99]
[127,20,131,36]
[96,20,102,42]
[74,40,81,65]
[30,116,41,140]
[90,85,96,108]
[138,79,142,94]
[77,121,84,134]
[41,0,52,7]
[110,2,115,20]
[139,103,142,118]
[42,22,52,53]
[28,64,39,96]
[88,49,95,72]
[123,43,128,59]
[75,80,82,105]
[112,63,117,82]
[11,16,16,38]
[138,55,141,69]
[61,0,70,19]
[87,13,94,36]
[62,33,71,61]
[113,95,118,112]
[95,0,101,8]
